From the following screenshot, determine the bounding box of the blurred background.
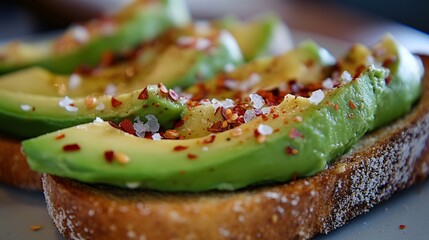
[1,0,429,52]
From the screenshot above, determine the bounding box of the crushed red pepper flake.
[111,97,122,108]
[208,121,223,133]
[108,121,120,129]
[63,143,81,152]
[349,100,356,109]
[158,83,168,94]
[168,89,179,102]
[119,119,136,135]
[285,146,298,155]
[385,75,392,85]
[202,134,216,144]
[30,225,43,231]
[104,150,114,163]
[55,134,65,140]
[399,224,407,230]
[187,153,198,160]
[173,145,188,151]
[138,87,149,100]
[334,104,340,111]
[289,128,303,139]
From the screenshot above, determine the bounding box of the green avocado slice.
[216,13,293,61]
[22,67,386,191]
[21,36,423,192]
[0,85,185,139]
[0,0,190,75]
[0,24,242,138]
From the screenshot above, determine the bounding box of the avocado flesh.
[217,14,293,61]
[22,36,423,192]
[0,85,185,138]
[0,26,242,138]
[184,40,335,101]
[0,0,190,75]
[23,67,385,191]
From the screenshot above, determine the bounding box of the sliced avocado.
[0,0,190,75]
[22,36,423,192]
[22,67,386,191]
[184,40,335,100]
[0,24,242,138]
[217,14,293,61]
[0,85,185,138]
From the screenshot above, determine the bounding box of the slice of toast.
[42,55,429,240]
[0,136,42,190]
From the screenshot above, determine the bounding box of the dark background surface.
[0,0,428,39]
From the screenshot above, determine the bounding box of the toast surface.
[0,136,42,190]
[43,55,429,240]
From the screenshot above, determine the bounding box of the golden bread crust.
[43,55,429,240]
[0,136,42,191]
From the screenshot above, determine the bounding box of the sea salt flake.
[195,38,211,50]
[93,117,104,123]
[59,96,78,112]
[309,89,325,105]
[71,25,89,43]
[257,124,273,136]
[152,133,162,140]
[221,98,235,109]
[341,71,352,83]
[95,102,105,111]
[249,93,265,109]
[322,78,334,89]
[261,107,271,115]
[104,83,117,96]
[244,109,256,123]
[68,74,82,90]
[20,104,32,111]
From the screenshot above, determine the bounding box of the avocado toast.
[20,34,429,240]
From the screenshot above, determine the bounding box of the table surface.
[1,0,429,239]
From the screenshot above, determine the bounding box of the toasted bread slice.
[42,55,429,240]
[0,136,42,190]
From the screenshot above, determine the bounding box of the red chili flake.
[385,75,392,85]
[174,119,185,128]
[187,153,198,160]
[353,65,365,79]
[261,114,269,121]
[349,100,356,110]
[285,146,298,155]
[104,150,114,163]
[168,89,179,102]
[293,172,298,183]
[63,143,81,152]
[253,128,261,137]
[289,128,303,139]
[399,224,406,230]
[334,104,340,111]
[382,55,397,68]
[111,97,122,108]
[208,121,223,133]
[272,113,280,119]
[158,83,168,94]
[138,87,149,100]
[119,119,136,135]
[100,51,114,66]
[55,134,65,140]
[108,121,121,129]
[173,145,188,151]
[202,134,216,144]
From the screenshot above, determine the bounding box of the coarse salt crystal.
[93,117,104,123]
[309,89,325,105]
[95,102,105,111]
[322,78,334,89]
[244,109,256,123]
[68,74,81,90]
[152,133,162,140]
[104,83,117,96]
[257,124,273,136]
[261,107,271,115]
[341,71,352,83]
[126,182,141,189]
[224,63,235,73]
[195,38,211,50]
[59,96,78,112]
[249,93,265,109]
[221,98,235,109]
[20,104,32,111]
[71,25,89,43]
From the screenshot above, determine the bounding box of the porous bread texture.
[42,56,429,240]
[0,136,42,190]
